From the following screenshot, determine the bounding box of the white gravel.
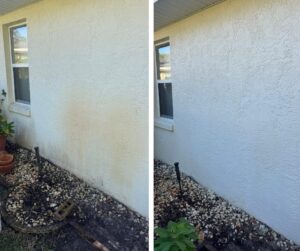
[154,160,300,251]
[0,144,148,250]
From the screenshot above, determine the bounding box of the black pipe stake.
[34,147,42,180]
[26,150,31,162]
[174,162,183,196]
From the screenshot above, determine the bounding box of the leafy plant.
[0,115,14,137]
[0,89,7,113]
[0,89,14,137]
[155,218,198,251]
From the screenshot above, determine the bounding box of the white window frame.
[8,22,31,107]
[154,38,174,131]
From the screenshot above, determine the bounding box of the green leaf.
[155,240,175,251]
[155,228,170,238]
[160,241,175,251]
[182,239,196,249]
[175,240,187,251]
[167,221,177,233]
[155,219,197,251]
[1,89,6,97]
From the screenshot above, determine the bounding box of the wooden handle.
[70,221,110,251]
[92,241,110,251]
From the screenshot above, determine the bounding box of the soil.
[154,160,300,251]
[0,143,148,250]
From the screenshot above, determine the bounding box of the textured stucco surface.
[0,0,148,216]
[155,0,300,243]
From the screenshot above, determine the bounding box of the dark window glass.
[158,83,173,118]
[13,67,30,104]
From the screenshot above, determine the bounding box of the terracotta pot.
[0,161,14,174]
[0,153,13,166]
[0,136,6,151]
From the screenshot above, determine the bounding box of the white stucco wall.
[155,0,300,243]
[0,0,148,216]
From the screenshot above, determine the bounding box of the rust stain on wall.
[61,86,146,197]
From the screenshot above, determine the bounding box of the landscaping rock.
[0,143,148,250]
[154,160,300,251]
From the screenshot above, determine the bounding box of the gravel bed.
[154,160,300,251]
[0,143,148,250]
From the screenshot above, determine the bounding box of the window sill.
[154,117,174,131]
[9,102,31,117]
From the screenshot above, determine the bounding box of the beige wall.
[155,0,300,243]
[0,0,148,216]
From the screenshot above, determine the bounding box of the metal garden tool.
[54,200,110,251]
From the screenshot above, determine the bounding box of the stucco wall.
[0,0,148,216]
[155,0,300,243]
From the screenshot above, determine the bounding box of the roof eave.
[155,0,225,31]
[0,0,41,16]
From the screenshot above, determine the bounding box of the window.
[155,41,173,119]
[9,24,30,104]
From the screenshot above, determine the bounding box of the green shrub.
[154,218,198,251]
[0,116,14,137]
[0,89,14,138]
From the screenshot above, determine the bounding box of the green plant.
[0,115,14,137]
[0,89,7,113]
[154,218,198,251]
[0,89,14,137]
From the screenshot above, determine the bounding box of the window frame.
[8,22,31,105]
[154,38,174,131]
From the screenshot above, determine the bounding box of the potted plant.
[0,90,14,151]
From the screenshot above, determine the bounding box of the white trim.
[154,38,174,124]
[9,102,31,117]
[154,117,174,131]
[11,63,29,68]
[8,22,27,30]
[156,79,172,84]
[154,37,170,46]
